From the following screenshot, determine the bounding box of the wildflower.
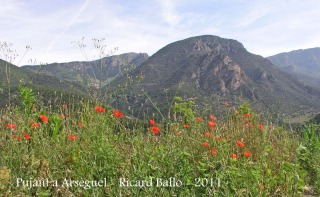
[13,135,21,141]
[249,123,254,128]
[62,104,67,109]
[183,124,190,128]
[259,123,264,131]
[196,117,203,122]
[243,151,252,157]
[216,136,221,141]
[225,102,229,107]
[222,137,227,142]
[113,109,124,118]
[236,140,245,147]
[23,132,31,140]
[244,113,250,117]
[68,134,78,141]
[209,115,216,121]
[151,126,160,135]
[31,122,41,128]
[204,132,212,138]
[175,132,181,136]
[208,147,218,155]
[201,142,210,147]
[59,113,65,120]
[231,153,239,159]
[39,115,48,123]
[95,106,105,113]
[6,123,16,130]
[77,122,84,127]
[208,121,216,127]
[149,119,156,126]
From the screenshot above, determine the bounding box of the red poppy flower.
[243,151,252,157]
[95,106,105,113]
[201,142,210,147]
[259,123,264,131]
[39,115,48,123]
[208,121,216,127]
[31,122,41,128]
[23,132,31,140]
[68,134,78,141]
[13,135,21,141]
[175,132,181,136]
[149,119,156,126]
[244,113,250,117]
[216,136,221,141]
[62,104,67,109]
[196,117,203,122]
[151,126,160,135]
[236,140,245,147]
[77,122,84,127]
[249,123,254,128]
[209,115,216,120]
[204,132,212,138]
[208,147,218,155]
[231,153,239,159]
[113,109,124,118]
[6,123,16,129]
[183,124,190,128]
[225,102,229,107]
[59,113,65,120]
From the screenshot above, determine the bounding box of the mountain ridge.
[267,47,320,87]
[0,59,89,107]
[22,52,149,87]
[109,35,320,118]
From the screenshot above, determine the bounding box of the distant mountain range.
[22,52,148,87]
[0,59,88,107]
[267,48,320,87]
[1,35,319,120]
[110,35,320,118]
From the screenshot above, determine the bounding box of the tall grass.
[1,88,316,196]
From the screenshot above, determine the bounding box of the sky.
[1,0,320,66]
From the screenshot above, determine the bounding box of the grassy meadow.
[0,86,319,196]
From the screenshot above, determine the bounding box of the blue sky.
[1,0,320,65]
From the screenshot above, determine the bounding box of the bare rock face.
[181,37,249,95]
[189,52,246,95]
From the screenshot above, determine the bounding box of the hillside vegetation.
[0,59,88,108]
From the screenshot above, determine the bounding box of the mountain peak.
[112,35,320,117]
[154,35,246,58]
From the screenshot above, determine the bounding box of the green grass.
[0,92,319,196]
